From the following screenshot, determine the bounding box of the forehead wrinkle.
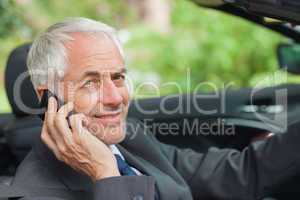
[82,51,116,61]
[63,32,125,81]
[68,50,121,70]
[65,32,116,59]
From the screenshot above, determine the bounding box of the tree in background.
[0,0,292,112]
[128,0,171,34]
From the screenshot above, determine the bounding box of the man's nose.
[100,79,123,107]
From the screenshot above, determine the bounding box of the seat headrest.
[4,43,40,117]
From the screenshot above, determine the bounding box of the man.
[5,17,300,200]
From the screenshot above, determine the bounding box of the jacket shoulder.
[12,150,66,189]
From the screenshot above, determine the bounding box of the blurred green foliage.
[0,0,295,113]
[0,0,22,37]
[127,1,285,96]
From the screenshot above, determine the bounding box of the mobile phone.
[38,90,76,125]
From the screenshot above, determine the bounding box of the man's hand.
[41,97,120,182]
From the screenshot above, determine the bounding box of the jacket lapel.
[118,119,193,200]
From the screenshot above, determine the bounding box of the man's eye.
[83,79,100,88]
[83,80,92,87]
[112,74,125,81]
[85,80,91,85]
[112,74,125,87]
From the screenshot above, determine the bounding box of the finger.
[75,115,100,142]
[44,111,57,145]
[69,115,81,144]
[41,122,62,160]
[46,97,64,146]
[69,114,88,141]
[55,101,74,142]
[57,101,74,121]
[48,96,58,117]
[46,96,58,131]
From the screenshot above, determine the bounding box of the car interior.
[1,1,300,199]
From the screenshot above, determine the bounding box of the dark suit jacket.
[4,118,300,200]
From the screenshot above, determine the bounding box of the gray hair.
[27,17,124,90]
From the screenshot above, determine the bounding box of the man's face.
[58,32,129,145]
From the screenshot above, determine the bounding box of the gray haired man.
[6,17,300,200]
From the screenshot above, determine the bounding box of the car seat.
[3,43,42,163]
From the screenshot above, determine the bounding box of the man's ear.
[36,85,48,100]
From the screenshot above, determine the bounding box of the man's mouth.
[92,112,122,125]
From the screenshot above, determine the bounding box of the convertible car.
[0,0,300,199]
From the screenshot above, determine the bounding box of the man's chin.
[100,132,126,146]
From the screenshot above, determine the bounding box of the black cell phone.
[38,90,76,125]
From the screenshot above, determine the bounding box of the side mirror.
[277,43,300,74]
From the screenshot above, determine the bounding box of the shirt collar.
[110,144,125,160]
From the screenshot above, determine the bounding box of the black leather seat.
[3,43,42,163]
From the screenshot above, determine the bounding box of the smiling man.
[6,17,300,200]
